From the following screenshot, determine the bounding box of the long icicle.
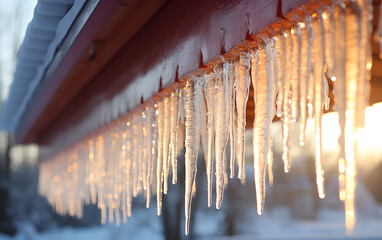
[333,3,347,201]
[269,22,286,118]
[156,100,164,216]
[203,72,215,208]
[281,22,293,173]
[184,75,202,235]
[344,2,362,234]
[266,31,278,187]
[236,43,251,180]
[227,52,237,179]
[214,58,230,210]
[170,89,180,184]
[163,96,171,194]
[253,35,274,215]
[293,10,313,145]
[290,20,302,122]
[310,5,326,199]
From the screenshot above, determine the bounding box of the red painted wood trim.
[20,0,309,159]
[15,0,120,143]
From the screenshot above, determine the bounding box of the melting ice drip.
[38,0,373,235]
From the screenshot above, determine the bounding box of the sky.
[0,0,37,102]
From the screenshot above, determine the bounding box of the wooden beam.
[16,0,167,143]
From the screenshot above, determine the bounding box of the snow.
[5,204,382,240]
[197,205,382,240]
[0,208,163,240]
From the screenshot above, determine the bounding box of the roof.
[0,0,87,133]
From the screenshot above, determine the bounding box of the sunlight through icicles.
[38,0,373,236]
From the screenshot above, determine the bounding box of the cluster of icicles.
[38,0,373,235]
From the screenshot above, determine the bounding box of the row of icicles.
[38,0,373,235]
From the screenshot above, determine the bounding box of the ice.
[203,72,215,208]
[295,12,313,146]
[281,23,293,173]
[290,23,302,122]
[145,107,154,208]
[162,97,171,195]
[156,100,164,216]
[253,35,274,215]
[228,53,237,179]
[333,3,347,202]
[356,0,372,130]
[267,31,278,188]
[267,136,274,187]
[37,0,373,236]
[321,4,336,77]
[235,43,251,180]
[184,74,203,235]
[311,7,326,199]
[212,57,230,210]
[149,107,159,207]
[344,2,362,234]
[170,89,180,184]
[200,86,209,165]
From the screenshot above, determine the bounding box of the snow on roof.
[0,0,86,133]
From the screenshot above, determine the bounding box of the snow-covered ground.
[200,206,382,240]
[2,205,382,240]
[0,207,164,240]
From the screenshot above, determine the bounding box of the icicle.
[344,2,362,234]
[149,105,158,208]
[333,4,347,201]
[323,75,330,111]
[267,137,274,187]
[281,22,293,173]
[253,35,274,215]
[338,157,346,201]
[120,130,128,221]
[269,22,286,118]
[170,89,180,184]
[88,139,96,204]
[145,107,154,208]
[131,116,141,198]
[125,121,133,218]
[292,11,313,145]
[200,85,209,163]
[225,52,237,179]
[321,4,336,77]
[141,111,149,192]
[203,72,215,208]
[163,96,171,194]
[235,43,251,180]
[356,0,372,130]
[184,74,203,235]
[267,31,278,187]
[37,1,373,236]
[213,57,230,210]
[250,44,259,181]
[289,21,302,122]
[156,99,164,216]
[310,7,326,199]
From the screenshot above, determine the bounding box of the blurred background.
[1,0,382,240]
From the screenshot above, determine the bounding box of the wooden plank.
[17,0,167,143]
[21,0,310,159]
